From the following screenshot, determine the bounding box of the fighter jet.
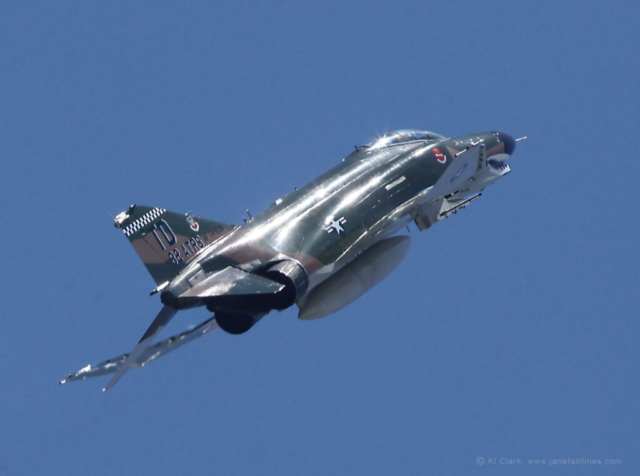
[61,129,523,390]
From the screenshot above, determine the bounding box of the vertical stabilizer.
[114,205,237,285]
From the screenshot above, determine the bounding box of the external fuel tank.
[297,235,411,320]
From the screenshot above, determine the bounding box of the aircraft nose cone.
[498,132,516,155]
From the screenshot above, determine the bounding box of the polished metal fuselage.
[167,131,512,301]
[62,130,517,388]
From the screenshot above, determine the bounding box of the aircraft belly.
[304,220,410,294]
[299,200,417,296]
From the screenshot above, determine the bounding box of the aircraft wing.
[60,317,219,384]
[426,143,485,200]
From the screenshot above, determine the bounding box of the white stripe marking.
[385,176,406,191]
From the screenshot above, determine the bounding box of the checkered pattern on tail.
[123,208,166,237]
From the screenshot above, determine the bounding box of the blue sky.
[1,1,638,474]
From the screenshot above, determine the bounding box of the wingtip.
[103,378,117,392]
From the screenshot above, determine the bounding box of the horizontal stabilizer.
[171,266,289,313]
[103,305,177,391]
[180,266,285,299]
[60,317,219,384]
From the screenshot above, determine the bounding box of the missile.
[298,235,411,320]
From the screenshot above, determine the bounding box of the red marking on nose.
[433,148,446,164]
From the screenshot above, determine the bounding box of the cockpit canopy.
[364,129,446,150]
